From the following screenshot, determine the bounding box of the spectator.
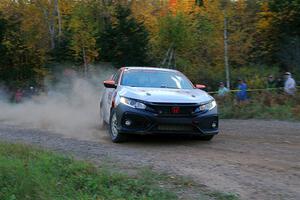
[236,78,248,102]
[218,82,229,97]
[284,72,296,95]
[28,86,37,98]
[0,85,8,102]
[276,77,284,88]
[15,89,23,103]
[267,75,276,89]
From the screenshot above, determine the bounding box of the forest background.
[0,0,299,91]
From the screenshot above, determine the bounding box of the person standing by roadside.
[236,78,248,102]
[0,85,8,102]
[267,75,276,90]
[15,89,23,103]
[218,82,230,97]
[284,72,296,95]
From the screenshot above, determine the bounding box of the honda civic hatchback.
[100,67,218,143]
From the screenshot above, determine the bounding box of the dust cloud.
[0,64,116,141]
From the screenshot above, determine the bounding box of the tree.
[157,13,196,68]
[100,4,149,67]
[268,0,300,37]
[226,0,256,67]
[255,0,300,71]
[147,0,227,86]
[270,0,300,71]
[69,1,99,76]
[0,6,47,88]
[35,0,63,50]
[253,1,276,64]
[278,37,300,72]
[0,12,7,69]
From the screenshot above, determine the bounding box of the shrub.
[218,92,300,121]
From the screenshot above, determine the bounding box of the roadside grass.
[0,142,175,200]
[218,93,300,121]
[0,142,239,200]
[136,168,239,200]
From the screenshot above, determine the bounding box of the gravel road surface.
[0,119,299,200]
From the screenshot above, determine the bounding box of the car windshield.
[121,69,194,89]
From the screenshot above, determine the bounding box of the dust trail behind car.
[0,64,116,140]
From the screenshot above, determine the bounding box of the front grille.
[157,124,194,131]
[146,103,199,117]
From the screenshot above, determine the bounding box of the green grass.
[218,93,300,121]
[0,142,239,200]
[0,142,176,200]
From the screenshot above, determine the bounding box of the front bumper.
[114,104,219,136]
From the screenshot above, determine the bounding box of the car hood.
[118,86,213,103]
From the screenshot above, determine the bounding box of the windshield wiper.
[160,85,179,89]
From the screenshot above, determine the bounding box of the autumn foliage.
[0,0,299,89]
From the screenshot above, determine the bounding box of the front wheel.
[109,110,126,143]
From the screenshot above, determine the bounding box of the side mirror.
[104,80,117,88]
[195,84,206,89]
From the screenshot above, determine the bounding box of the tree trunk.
[174,50,176,69]
[42,8,55,49]
[49,16,56,49]
[161,46,172,67]
[37,0,59,49]
[38,1,56,50]
[168,48,174,69]
[82,47,88,78]
[224,14,230,89]
[54,0,62,39]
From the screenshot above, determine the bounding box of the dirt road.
[0,119,299,200]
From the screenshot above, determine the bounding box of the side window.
[113,69,122,84]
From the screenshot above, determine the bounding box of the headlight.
[199,100,217,111]
[120,97,146,109]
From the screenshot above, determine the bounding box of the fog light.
[212,122,217,128]
[125,120,132,126]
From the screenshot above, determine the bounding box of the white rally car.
[100,67,218,143]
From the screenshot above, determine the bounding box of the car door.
[103,69,122,123]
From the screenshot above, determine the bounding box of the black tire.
[109,109,126,143]
[193,135,214,141]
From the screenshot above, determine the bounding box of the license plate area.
[157,124,194,131]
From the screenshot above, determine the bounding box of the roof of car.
[123,66,178,72]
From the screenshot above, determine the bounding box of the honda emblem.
[171,107,180,114]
